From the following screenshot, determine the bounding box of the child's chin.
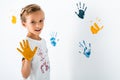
[35,32,40,34]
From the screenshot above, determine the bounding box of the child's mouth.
[35,29,41,32]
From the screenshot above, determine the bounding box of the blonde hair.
[20,4,43,22]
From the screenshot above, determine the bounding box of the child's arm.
[17,40,38,78]
[21,59,31,79]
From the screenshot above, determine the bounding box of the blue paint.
[50,37,56,46]
[79,40,91,58]
[75,2,87,19]
[50,32,58,47]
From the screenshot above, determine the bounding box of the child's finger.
[20,42,24,50]
[23,40,25,47]
[17,48,23,53]
[33,46,38,54]
[26,40,29,48]
[25,40,28,47]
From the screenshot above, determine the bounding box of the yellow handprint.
[90,22,104,34]
[90,18,104,34]
[17,40,38,61]
[11,15,17,24]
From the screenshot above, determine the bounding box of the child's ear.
[21,21,26,27]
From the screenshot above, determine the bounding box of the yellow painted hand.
[17,40,38,61]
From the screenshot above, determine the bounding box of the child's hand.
[17,40,38,61]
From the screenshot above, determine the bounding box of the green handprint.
[17,40,38,61]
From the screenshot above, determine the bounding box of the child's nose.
[36,23,40,27]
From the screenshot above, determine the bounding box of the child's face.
[23,11,45,37]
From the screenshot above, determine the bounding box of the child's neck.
[27,33,41,40]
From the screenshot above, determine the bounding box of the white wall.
[70,0,120,80]
[0,0,120,80]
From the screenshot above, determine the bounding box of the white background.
[0,0,120,80]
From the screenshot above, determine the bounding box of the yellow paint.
[11,15,16,24]
[17,40,38,61]
[91,22,104,34]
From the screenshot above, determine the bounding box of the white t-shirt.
[24,37,50,80]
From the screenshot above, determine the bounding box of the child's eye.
[31,21,35,24]
[39,19,44,23]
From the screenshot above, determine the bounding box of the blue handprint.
[75,2,87,19]
[79,40,91,58]
[50,32,59,47]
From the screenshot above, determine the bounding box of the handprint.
[75,2,87,19]
[79,40,91,58]
[11,15,17,24]
[9,9,17,24]
[90,18,104,34]
[50,32,59,47]
[17,40,38,61]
